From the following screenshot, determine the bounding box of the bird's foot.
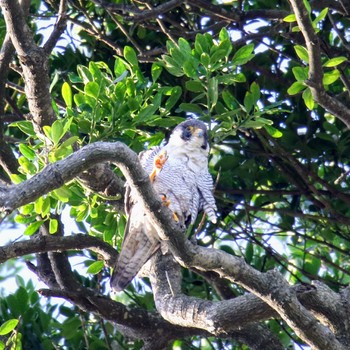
[150,150,168,183]
[161,194,179,222]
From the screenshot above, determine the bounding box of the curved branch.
[0,233,117,266]
[288,0,350,128]
[0,0,56,128]
[38,287,201,346]
[149,252,284,350]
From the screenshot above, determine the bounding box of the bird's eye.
[183,125,193,140]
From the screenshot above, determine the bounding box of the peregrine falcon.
[110,119,217,291]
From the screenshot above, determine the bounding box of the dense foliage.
[1,0,350,349]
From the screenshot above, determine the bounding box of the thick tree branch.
[288,0,350,128]
[38,287,210,348]
[0,0,56,128]
[149,252,284,350]
[0,142,130,212]
[0,233,117,266]
[297,282,350,346]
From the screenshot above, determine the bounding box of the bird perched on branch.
[110,119,217,292]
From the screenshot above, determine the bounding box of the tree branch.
[0,0,56,128]
[288,0,350,128]
[0,233,117,266]
[38,287,210,348]
[149,252,284,350]
[43,0,68,53]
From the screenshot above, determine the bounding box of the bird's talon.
[155,150,168,169]
[149,169,157,183]
[172,212,179,222]
[161,194,171,207]
[150,151,168,183]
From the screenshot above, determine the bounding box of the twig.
[43,0,68,53]
[288,0,350,128]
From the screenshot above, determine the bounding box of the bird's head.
[168,119,209,153]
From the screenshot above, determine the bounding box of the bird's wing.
[111,147,162,292]
[124,146,162,216]
[110,202,160,291]
[198,171,217,223]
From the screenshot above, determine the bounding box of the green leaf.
[219,27,230,42]
[302,88,315,109]
[85,81,100,99]
[34,196,44,214]
[42,196,51,217]
[124,46,138,67]
[210,49,228,65]
[178,103,202,114]
[222,90,238,109]
[15,287,29,313]
[151,63,162,82]
[77,65,93,83]
[232,44,255,65]
[303,0,311,14]
[194,33,212,55]
[323,56,347,67]
[294,45,309,63]
[61,82,72,108]
[43,125,52,140]
[287,81,306,95]
[208,77,218,109]
[200,52,210,68]
[53,186,72,202]
[24,220,44,236]
[292,66,308,81]
[162,55,184,77]
[135,105,158,123]
[313,7,328,26]
[19,144,35,160]
[178,37,192,56]
[304,257,321,275]
[15,275,25,288]
[244,91,254,113]
[10,173,25,184]
[243,118,273,129]
[183,60,197,78]
[10,121,35,137]
[165,86,182,111]
[87,261,104,274]
[185,80,204,93]
[250,82,260,104]
[20,203,34,215]
[114,57,128,76]
[170,47,186,66]
[0,319,19,335]
[51,120,64,145]
[323,69,340,85]
[264,125,283,138]
[283,14,296,22]
[49,219,58,234]
[58,136,79,149]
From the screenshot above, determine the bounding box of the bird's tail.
[110,226,159,292]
